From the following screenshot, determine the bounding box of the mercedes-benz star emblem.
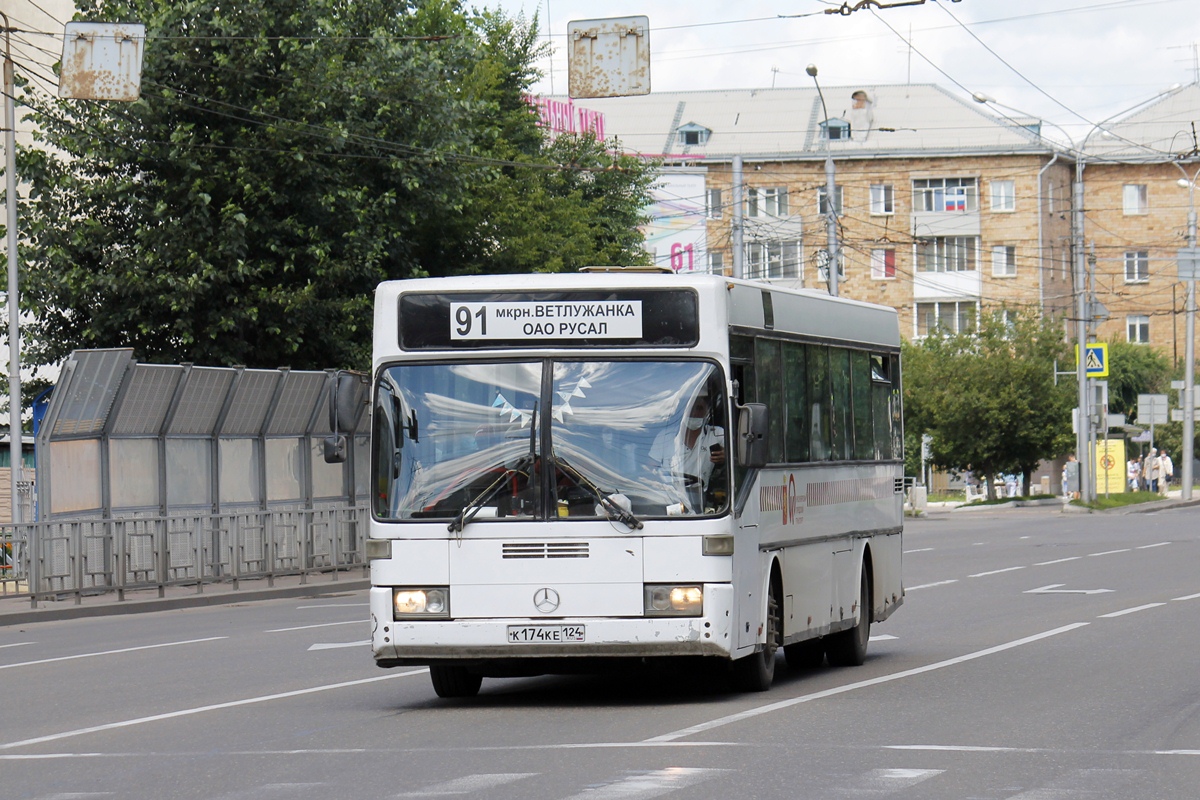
[533,587,560,613]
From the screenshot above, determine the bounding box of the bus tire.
[826,568,870,667]
[429,665,483,698]
[732,576,781,692]
[784,638,825,670]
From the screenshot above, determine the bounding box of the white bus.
[334,271,904,697]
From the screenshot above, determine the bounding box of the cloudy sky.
[490,0,1200,144]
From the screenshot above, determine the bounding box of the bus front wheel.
[429,665,483,698]
[732,577,782,692]
[826,568,870,667]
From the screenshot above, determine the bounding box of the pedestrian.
[1159,448,1174,496]
[1143,449,1160,493]
[1127,456,1140,492]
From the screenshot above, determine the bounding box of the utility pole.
[732,155,744,279]
[1174,164,1199,500]
[2,14,21,522]
[1074,158,1092,502]
[806,64,839,297]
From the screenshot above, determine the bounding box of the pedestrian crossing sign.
[1075,343,1109,377]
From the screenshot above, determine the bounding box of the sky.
[488,0,1200,145]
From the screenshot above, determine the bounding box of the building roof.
[1084,82,1200,163]
[562,84,1055,162]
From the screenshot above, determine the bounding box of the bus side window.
[808,345,831,460]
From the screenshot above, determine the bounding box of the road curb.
[0,578,371,627]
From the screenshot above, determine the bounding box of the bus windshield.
[374,360,729,523]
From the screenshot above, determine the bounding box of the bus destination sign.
[398,290,699,350]
[450,300,643,341]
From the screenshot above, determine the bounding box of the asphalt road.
[2,504,1199,799]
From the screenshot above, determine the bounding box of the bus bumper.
[370,583,734,665]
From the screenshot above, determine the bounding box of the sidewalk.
[916,487,1200,515]
[0,570,371,627]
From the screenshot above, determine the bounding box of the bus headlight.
[644,584,703,617]
[392,587,450,619]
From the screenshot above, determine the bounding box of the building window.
[1127,314,1150,344]
[913,177,978,212]
[746,240,800,280]
[871,248,896,279]
[707,188,722,219]
[990,179,1015,212]
[870,184,894,215]
[1124,250,1149,283]
[917,236,978,272]
[917,301,977,336]
[1123,184,1148,215]
[817,185,843,215]
[748,186,788,217]
[708,251,724,274]
[992,245,1016,277]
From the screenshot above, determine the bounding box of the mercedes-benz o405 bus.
[332,272,904,697]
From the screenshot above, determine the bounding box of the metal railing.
[0,506,368,606]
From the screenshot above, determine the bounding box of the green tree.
[1104,339,1171,420]
[904,310,1074,498]
[16,0,655,372]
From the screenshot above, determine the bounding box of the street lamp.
[1173,166,1200,500]
[806,64,839,297]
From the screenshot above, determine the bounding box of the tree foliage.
[1104,339,1171,420]
[903,310,1074,496]
[16,0,656,371]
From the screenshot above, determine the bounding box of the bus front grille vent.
[502,542,590,559]
[893,478,905,494]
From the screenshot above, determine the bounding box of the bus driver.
[649,391,726,512]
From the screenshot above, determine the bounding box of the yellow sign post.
[1094,438,1126,495]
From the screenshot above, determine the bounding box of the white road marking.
[1034,557,1082,566]
[0,637,226,671]
[0,642,34,649]
[970,566,1026,578]
[1136,542,1172,549]
[869,634,898,641]
[1099,603,1166,618]
[296,603,370,609]
[396,773,536,797]
[841,768,943,792]
[308,640,371,651]
[557,767,727,800]
[0,742,741,760]
[903,548,934,554]
[1089,549,1131,557]
[907,580,958,591]
[644,623,1089,742]
[888,745,1040,753]
[1025,584,1113,595]
[0,669,429,750]
[1172,592,1200,601]
[266,620,364,633]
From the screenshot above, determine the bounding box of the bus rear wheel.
[826,568,870,667]
[429,665,483,698]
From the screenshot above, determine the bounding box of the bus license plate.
[506,625,586,643]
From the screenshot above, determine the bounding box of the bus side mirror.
[737,403,769,468]
[324,372,362,464]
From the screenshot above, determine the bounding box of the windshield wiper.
[551,452,643,531]
[448,402,538,535]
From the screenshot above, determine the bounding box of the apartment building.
[1077,83,1200,358]
[567,84,1078,338]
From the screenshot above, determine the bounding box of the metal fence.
[0,506,368,606]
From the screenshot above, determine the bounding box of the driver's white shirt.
[650,425,724,488]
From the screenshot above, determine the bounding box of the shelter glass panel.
[266,438,303,501]
[219,438,262,504]
[311,438,344,498]
[166,439,212,507]
[110,438,159,508]
[49,439,102,513]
